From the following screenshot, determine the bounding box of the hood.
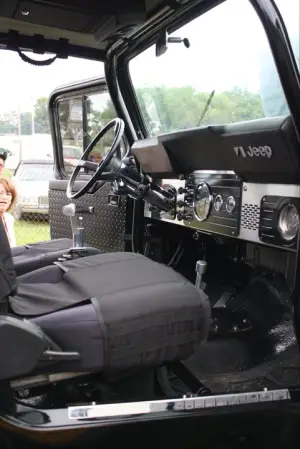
[15,180,49,197]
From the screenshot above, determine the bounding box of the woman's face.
[0,183,12,214]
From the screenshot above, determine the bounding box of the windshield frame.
[115,0,300,141]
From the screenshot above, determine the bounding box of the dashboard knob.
[226,196,236,214]
[177,211,193,221]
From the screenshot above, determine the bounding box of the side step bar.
[68,388,291,420]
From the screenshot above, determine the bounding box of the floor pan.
[184,317,300,394]
[189,344,300,393]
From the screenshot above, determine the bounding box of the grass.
[2,168,13,179]
[1,168,51,246]
[14,219,50,246]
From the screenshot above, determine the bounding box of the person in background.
[0,178,17,247]
[0,148,10,177]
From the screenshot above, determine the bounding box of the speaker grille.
[241,204,260,231]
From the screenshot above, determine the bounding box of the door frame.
[48,76,108,181]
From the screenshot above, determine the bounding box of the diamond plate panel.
[49,184,126,252]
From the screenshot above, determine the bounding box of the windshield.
[18,164,54,181]
[129,0,299,136]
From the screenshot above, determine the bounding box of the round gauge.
[193,182,213,222]
[214,195,223,212]
[278,203,299,241]
[226,196,236,214]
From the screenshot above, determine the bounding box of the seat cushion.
[11,252,209,314]
[12,238,73,276]
[27,252,210,374]
[11,238,73,258]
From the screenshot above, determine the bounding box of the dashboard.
[144,171,300,251]
[131,115,300,252]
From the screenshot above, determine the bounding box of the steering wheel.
[66,118,125,200]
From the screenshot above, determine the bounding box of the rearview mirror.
[155,29,191,57]
[156,29,168,57]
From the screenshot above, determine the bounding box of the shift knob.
[62,203,76,217]
[195,260,208,290]
[196,260,208,276]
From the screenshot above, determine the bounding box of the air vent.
[241,204,260,231]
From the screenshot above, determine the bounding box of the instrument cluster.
[175,172,242,237]
[144,171,300,251]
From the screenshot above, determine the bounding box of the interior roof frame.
[0,31,106,61]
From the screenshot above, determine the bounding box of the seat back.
[0,218,17,308]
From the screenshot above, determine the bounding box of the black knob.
[177,200,186,208]
[178,187,187,195]
[177,211,193,221]
[177,211,184,221]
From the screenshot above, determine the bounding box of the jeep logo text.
[233,145,273,159]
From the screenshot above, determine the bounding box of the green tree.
[34,97,50,133]
[87,98,116,160]
[20,112,32,135]
[135,85,264,134]
[0,120,16,134]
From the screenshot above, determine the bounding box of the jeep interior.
[0,0,299,447]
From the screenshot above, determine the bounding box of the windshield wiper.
[196,89,216,127]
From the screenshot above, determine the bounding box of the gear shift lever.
[62,203,85,248]
[195,260,207,290]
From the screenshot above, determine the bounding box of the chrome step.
[68,388,290,420]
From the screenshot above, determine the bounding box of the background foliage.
[0,86,264,136]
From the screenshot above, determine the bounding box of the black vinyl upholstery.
[11,238,73,276]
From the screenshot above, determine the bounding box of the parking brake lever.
[74,206,94,214]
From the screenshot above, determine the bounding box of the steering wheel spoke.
[66,118,125,200]
[78,160,98,172]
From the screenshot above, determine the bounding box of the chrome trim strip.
[68,389,290,420]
